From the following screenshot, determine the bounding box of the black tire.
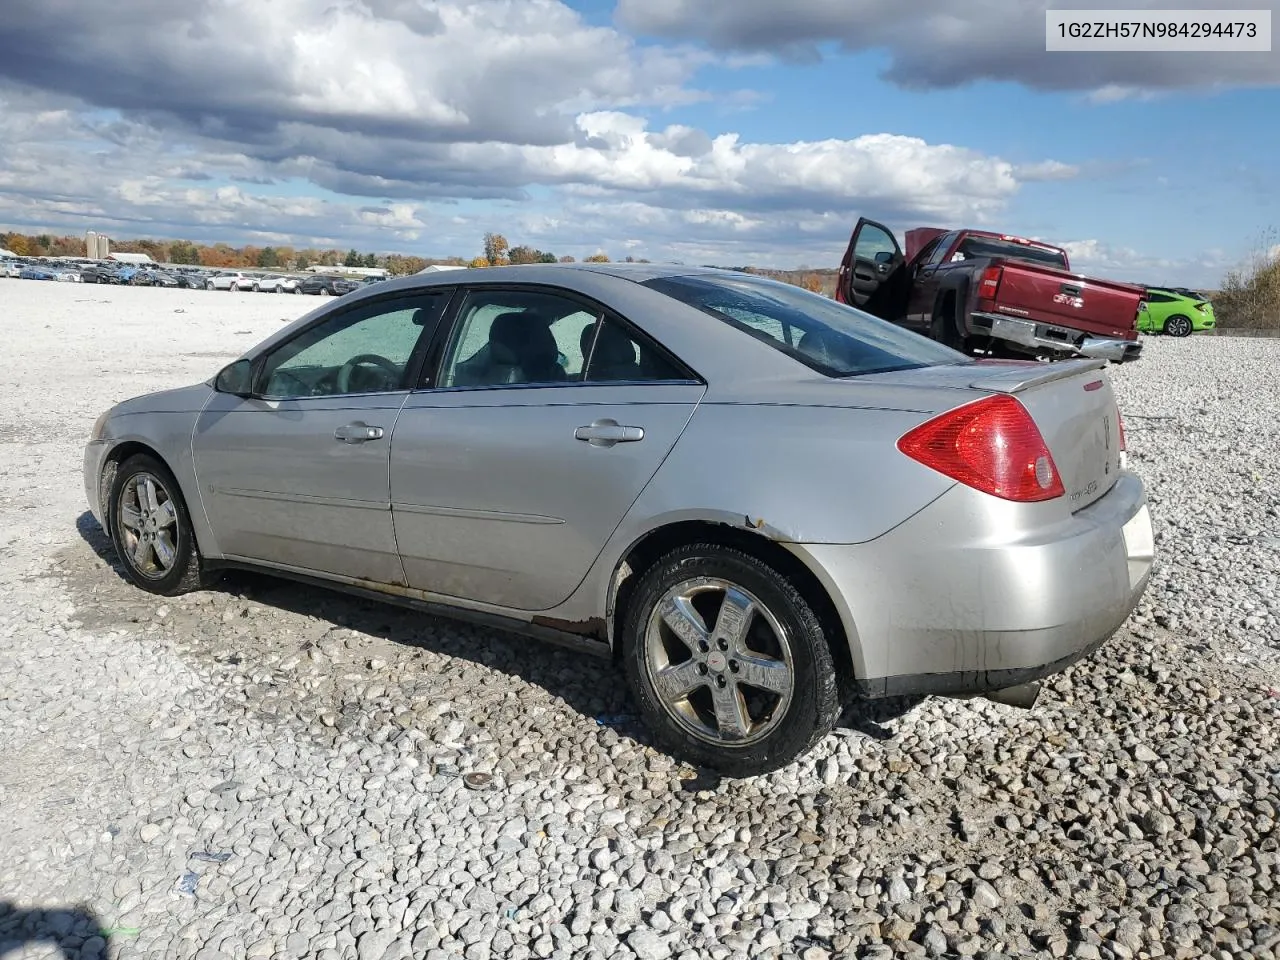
[107,454,210,596]
[1163,314,1193,338]
[930,303,967,353]
[619,544,841,777]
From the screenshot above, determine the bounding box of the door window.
[927,232,960,266]
[583,316,690,382]
[257,293,447,398]
[854,223,898,262]
[439,289,599,388]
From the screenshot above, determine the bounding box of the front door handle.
[334,421,384,443]
[574,419,644,447]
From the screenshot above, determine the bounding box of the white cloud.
[0,1,1201,280]
[1059,239,1233,287]
[616,0,1280,97]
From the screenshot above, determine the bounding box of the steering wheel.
[336,353,401,394]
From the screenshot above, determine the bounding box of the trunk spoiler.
[967,357,1107,395]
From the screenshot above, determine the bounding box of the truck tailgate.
[996,262,1145,339]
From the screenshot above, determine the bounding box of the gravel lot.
[1,279,1278,960]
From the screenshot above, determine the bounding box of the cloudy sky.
[1,0,1276,284]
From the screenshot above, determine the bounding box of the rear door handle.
[334,421,384,443]
[574,419,644,447]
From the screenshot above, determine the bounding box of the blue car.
[20,263,82,282]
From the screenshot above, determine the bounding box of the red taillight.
[897,394,1065,502]
[978,265,1003,300]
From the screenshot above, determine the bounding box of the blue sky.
[0,0,1277,286]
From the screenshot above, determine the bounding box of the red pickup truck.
[836,218,1146,363]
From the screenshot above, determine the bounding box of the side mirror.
[873,251,894,265]
[215,359,253,396]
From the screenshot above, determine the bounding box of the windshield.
[952,236,1068,269]
[644,273,971,377]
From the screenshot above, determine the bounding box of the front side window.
[257,293,447,398]
[439,289,599,388]
[645,273,970,377]
[854,222,898,263]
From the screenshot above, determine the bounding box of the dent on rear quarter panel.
[619,403,956,545]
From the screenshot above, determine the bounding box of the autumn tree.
[507,245,542,265]
[169,241,200,264]
[483,233,509,266]
[584,252,610,263]
[801,273,823,293]
[3,234,28,255]
[468,256,489,268]
[558,255,575,263]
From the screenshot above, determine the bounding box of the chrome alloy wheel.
[116,472,180,579]
[643,577,794,745]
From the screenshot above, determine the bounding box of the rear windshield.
[953,236,1068,269]
[644,273,971,377]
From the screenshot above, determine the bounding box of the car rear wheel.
[1164,314,1193,337]
[107,454,211,596]
[620,544,841,777]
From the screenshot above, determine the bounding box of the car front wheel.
[620,544,841,777]
[107,454,210,596]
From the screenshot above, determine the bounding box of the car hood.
[111,383,215,417]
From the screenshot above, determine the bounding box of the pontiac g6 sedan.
[84,263,1155,776]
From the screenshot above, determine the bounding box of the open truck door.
[836,217,910,321]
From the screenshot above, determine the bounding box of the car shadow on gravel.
[0,902,111,959]
[74,512,921,756]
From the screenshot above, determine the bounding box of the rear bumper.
[790,470,1154,699]
[971,312,1142,363]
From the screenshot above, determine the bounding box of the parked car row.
[0,256,378,297]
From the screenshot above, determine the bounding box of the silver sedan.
[83,263,1154,776]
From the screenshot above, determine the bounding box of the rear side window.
[926,232,960,266]
[645,274,970,377]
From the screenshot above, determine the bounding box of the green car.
[1138,288,1216,337]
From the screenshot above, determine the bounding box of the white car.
[205,272,255,292]
[252,275,298,294]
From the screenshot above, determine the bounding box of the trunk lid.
[862,358,1124,511]
[992,260,1146,340]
